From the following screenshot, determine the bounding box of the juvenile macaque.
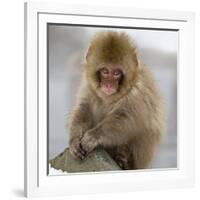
[69,31,165,169]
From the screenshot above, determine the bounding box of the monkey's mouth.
[101,86,117,95]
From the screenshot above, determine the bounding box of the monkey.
[68,31,166,170]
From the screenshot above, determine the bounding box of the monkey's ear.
[85,46,92,61]
[132,48,140,68]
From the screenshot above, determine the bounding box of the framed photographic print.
[24,2,195,197]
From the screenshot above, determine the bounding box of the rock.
[49,148,121,173]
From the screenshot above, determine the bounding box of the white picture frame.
[24,2,195,197]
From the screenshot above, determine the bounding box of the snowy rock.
[49,148,121,173]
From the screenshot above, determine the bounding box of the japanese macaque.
[69,31,166,170]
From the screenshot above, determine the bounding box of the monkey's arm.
[69,102,93,159]
[80,110,136,154]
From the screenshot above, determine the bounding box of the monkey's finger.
[78,144,86,156]
[75,148,85,160]
[80,151,86,158]
[80,142,87,153]
[80,143,92,156]
[70,146,84,160]
[76,145,88,159]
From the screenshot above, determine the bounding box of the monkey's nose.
[106,83,112,88]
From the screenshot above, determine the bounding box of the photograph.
[48,24,178,175]
[24,2,195,197]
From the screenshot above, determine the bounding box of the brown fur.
[69,31,166,169]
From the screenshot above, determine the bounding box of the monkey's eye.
[101,68,109,75]
[113,69,121,76]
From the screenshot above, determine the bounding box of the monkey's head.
[85,31,140,100]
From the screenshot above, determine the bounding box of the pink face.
[99,65,123,96]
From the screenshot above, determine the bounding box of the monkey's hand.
[80,130,99,156]
[69,136,86,160]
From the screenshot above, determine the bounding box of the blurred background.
[48,25,177,171]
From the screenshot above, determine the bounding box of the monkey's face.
[98,64,123,96]
[85,31,139,100]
